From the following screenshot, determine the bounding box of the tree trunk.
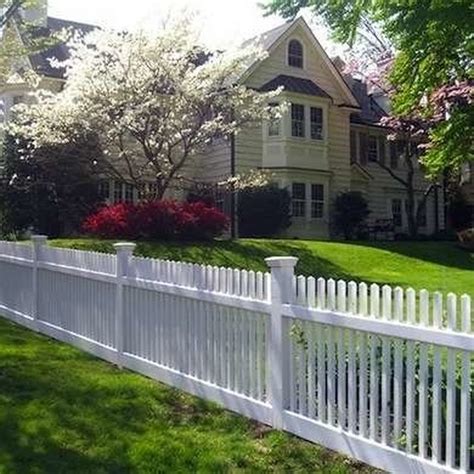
[405,189,418,238]
[404,142,418,238]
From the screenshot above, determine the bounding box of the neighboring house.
[1,2,447,239]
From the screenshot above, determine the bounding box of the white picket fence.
[0,236,472,473]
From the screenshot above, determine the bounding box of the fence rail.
[0,237,471,473]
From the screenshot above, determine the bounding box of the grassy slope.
[0,318,373,474]
[51,238,474,295]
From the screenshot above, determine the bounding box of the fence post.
[31,235,48,323]
[265,256,298,429]
[114,242,136,367]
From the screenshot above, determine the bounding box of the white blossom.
[11,17,284,197]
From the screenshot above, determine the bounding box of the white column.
[31,235,47,323]
[114,242,136,367]
[265,256,298,429]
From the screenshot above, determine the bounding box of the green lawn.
[0,318,373,473]
[51,238,474,296]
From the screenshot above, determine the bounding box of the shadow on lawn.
[345,240,474,271]
[0,320,373,474]
[0,321,242,473]
[136,239,357,281]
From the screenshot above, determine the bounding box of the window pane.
[392,199,402,226]
[291,103,305,138]
[292,182,306,217]
[114,181,123,203]
[292,182,306,200]
[125,184,134,203]
[311,201,324,219]
[310,184,324,218]
[288,40,303,68]
[368,136,378,162]
[268,102,280,136]
[311,184,323,201]
[310,107,323,140]
[292,201,305,217]
[98,181,110,200]
[417,200,427,227]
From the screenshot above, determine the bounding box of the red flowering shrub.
[82,203,135,238]
[82,200,229,240]
[180,201,230,240]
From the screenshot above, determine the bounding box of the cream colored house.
[194,17,446,238]
[1,5,447,239]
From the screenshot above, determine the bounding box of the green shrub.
[448,190,472,231]
[238,185,291,237]
[333,192,370,240]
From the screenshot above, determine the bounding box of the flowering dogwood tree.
[11,18,283,198]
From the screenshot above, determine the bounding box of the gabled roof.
[243,17,360,109]
[243,21,292,51]
[27,16,96,79]
[259,74,332,99]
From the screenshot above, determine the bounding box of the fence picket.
[369,283,380,442]
[460,294,471,473]
[446,293,457,468]
[337,280,347,429]
[347,282,357,433]
[418,289,429,459]
[393,287,404,449]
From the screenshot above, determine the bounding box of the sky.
[47,0,344,56]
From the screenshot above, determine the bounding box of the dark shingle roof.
[259,74,332,99]
[28,16,96,79]
[242,21,292,51]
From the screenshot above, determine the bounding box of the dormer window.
[288,40,303,68]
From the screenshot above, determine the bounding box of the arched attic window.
[288,39,303,68]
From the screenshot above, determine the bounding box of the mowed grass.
[51,238,474,296]
[0,318,374,474]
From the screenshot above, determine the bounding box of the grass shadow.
[0,318,375,473]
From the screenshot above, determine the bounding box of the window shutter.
[350,131,357,163]
[359,133,368,165]
[390,142,398,169]
[378,136,386,165]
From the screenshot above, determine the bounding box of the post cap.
[31,235,48,244]
[265,256,298,268]
[113,242,137,253]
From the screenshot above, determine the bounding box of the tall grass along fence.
[0,236,472,473]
